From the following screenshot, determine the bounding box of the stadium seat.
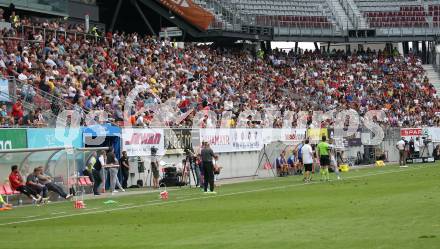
[1,184,20,203]
[83,176,93,186]
[0,185,6,195]
[68,177,78,187]
[3,184,14,195]
[78,177,88,186]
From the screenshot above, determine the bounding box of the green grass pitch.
[1,163,439,249]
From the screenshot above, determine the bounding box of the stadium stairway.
[328,0,354,29]
[345,0,369,28]
[422,64,440,97]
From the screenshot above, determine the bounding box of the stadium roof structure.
[132,0,440,42]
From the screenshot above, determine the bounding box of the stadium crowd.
[0,11,439,128]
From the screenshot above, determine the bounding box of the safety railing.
[18,24,106,44]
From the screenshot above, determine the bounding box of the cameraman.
[200,141,218,193]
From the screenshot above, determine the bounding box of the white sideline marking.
[51,212,66,215]
[118,203,134,207]
[19,216,39,219]
[0,166,427,226]
[85,208,99,211]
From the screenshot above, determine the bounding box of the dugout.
[0,146,108,204]
[83,124,122,190]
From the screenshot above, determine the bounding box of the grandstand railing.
[3,76,74,127]
[19,25,106,44]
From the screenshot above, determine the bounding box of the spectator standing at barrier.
[200,141,218,193]
[301,139,314,183]
[36,166,72,200]
[396,137,407,166]
[106,148,125,194]
[93,150,105,195]
[316,136,330,181]
[26,168,49,203]
[120,151,130,189]
[8,165,41,202]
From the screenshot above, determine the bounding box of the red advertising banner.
[400,128,422,138]
[122,128,165,156]
[158,0,214,30]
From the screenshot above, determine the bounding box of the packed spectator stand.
[0,11,439,129]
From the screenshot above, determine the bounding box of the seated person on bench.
[26,168,49,203]
[276,151,289,177]
[0,194,13,210]
[36,166,72,200]
[8,165,42,202]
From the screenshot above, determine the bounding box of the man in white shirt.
[396,138,406,166]
[414,137,420,158]
[301,139,314,183]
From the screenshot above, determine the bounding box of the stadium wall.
[0,127,438,187]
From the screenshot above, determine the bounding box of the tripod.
[183,150,198,188]
[420,143,431,157]
[254,144,277,178]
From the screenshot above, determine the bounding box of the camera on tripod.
[184,148,195,163]
[150,147,158,156]
[422,137,432,145]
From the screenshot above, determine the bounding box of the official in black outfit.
[120,151,130,189]
[200,142,218,193]
[93,150,105,195]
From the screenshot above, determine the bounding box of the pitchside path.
[0,163,439,249]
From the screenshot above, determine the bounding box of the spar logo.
[125,133,162,145]
[400,128,422,137]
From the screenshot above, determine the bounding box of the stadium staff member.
[301,139,314,183]
[414,137,421,158]
[120,151,130,189]
[106,148,124,194]
[396,137,406,166]
[200,141,218,193]
[316,136,330,181]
